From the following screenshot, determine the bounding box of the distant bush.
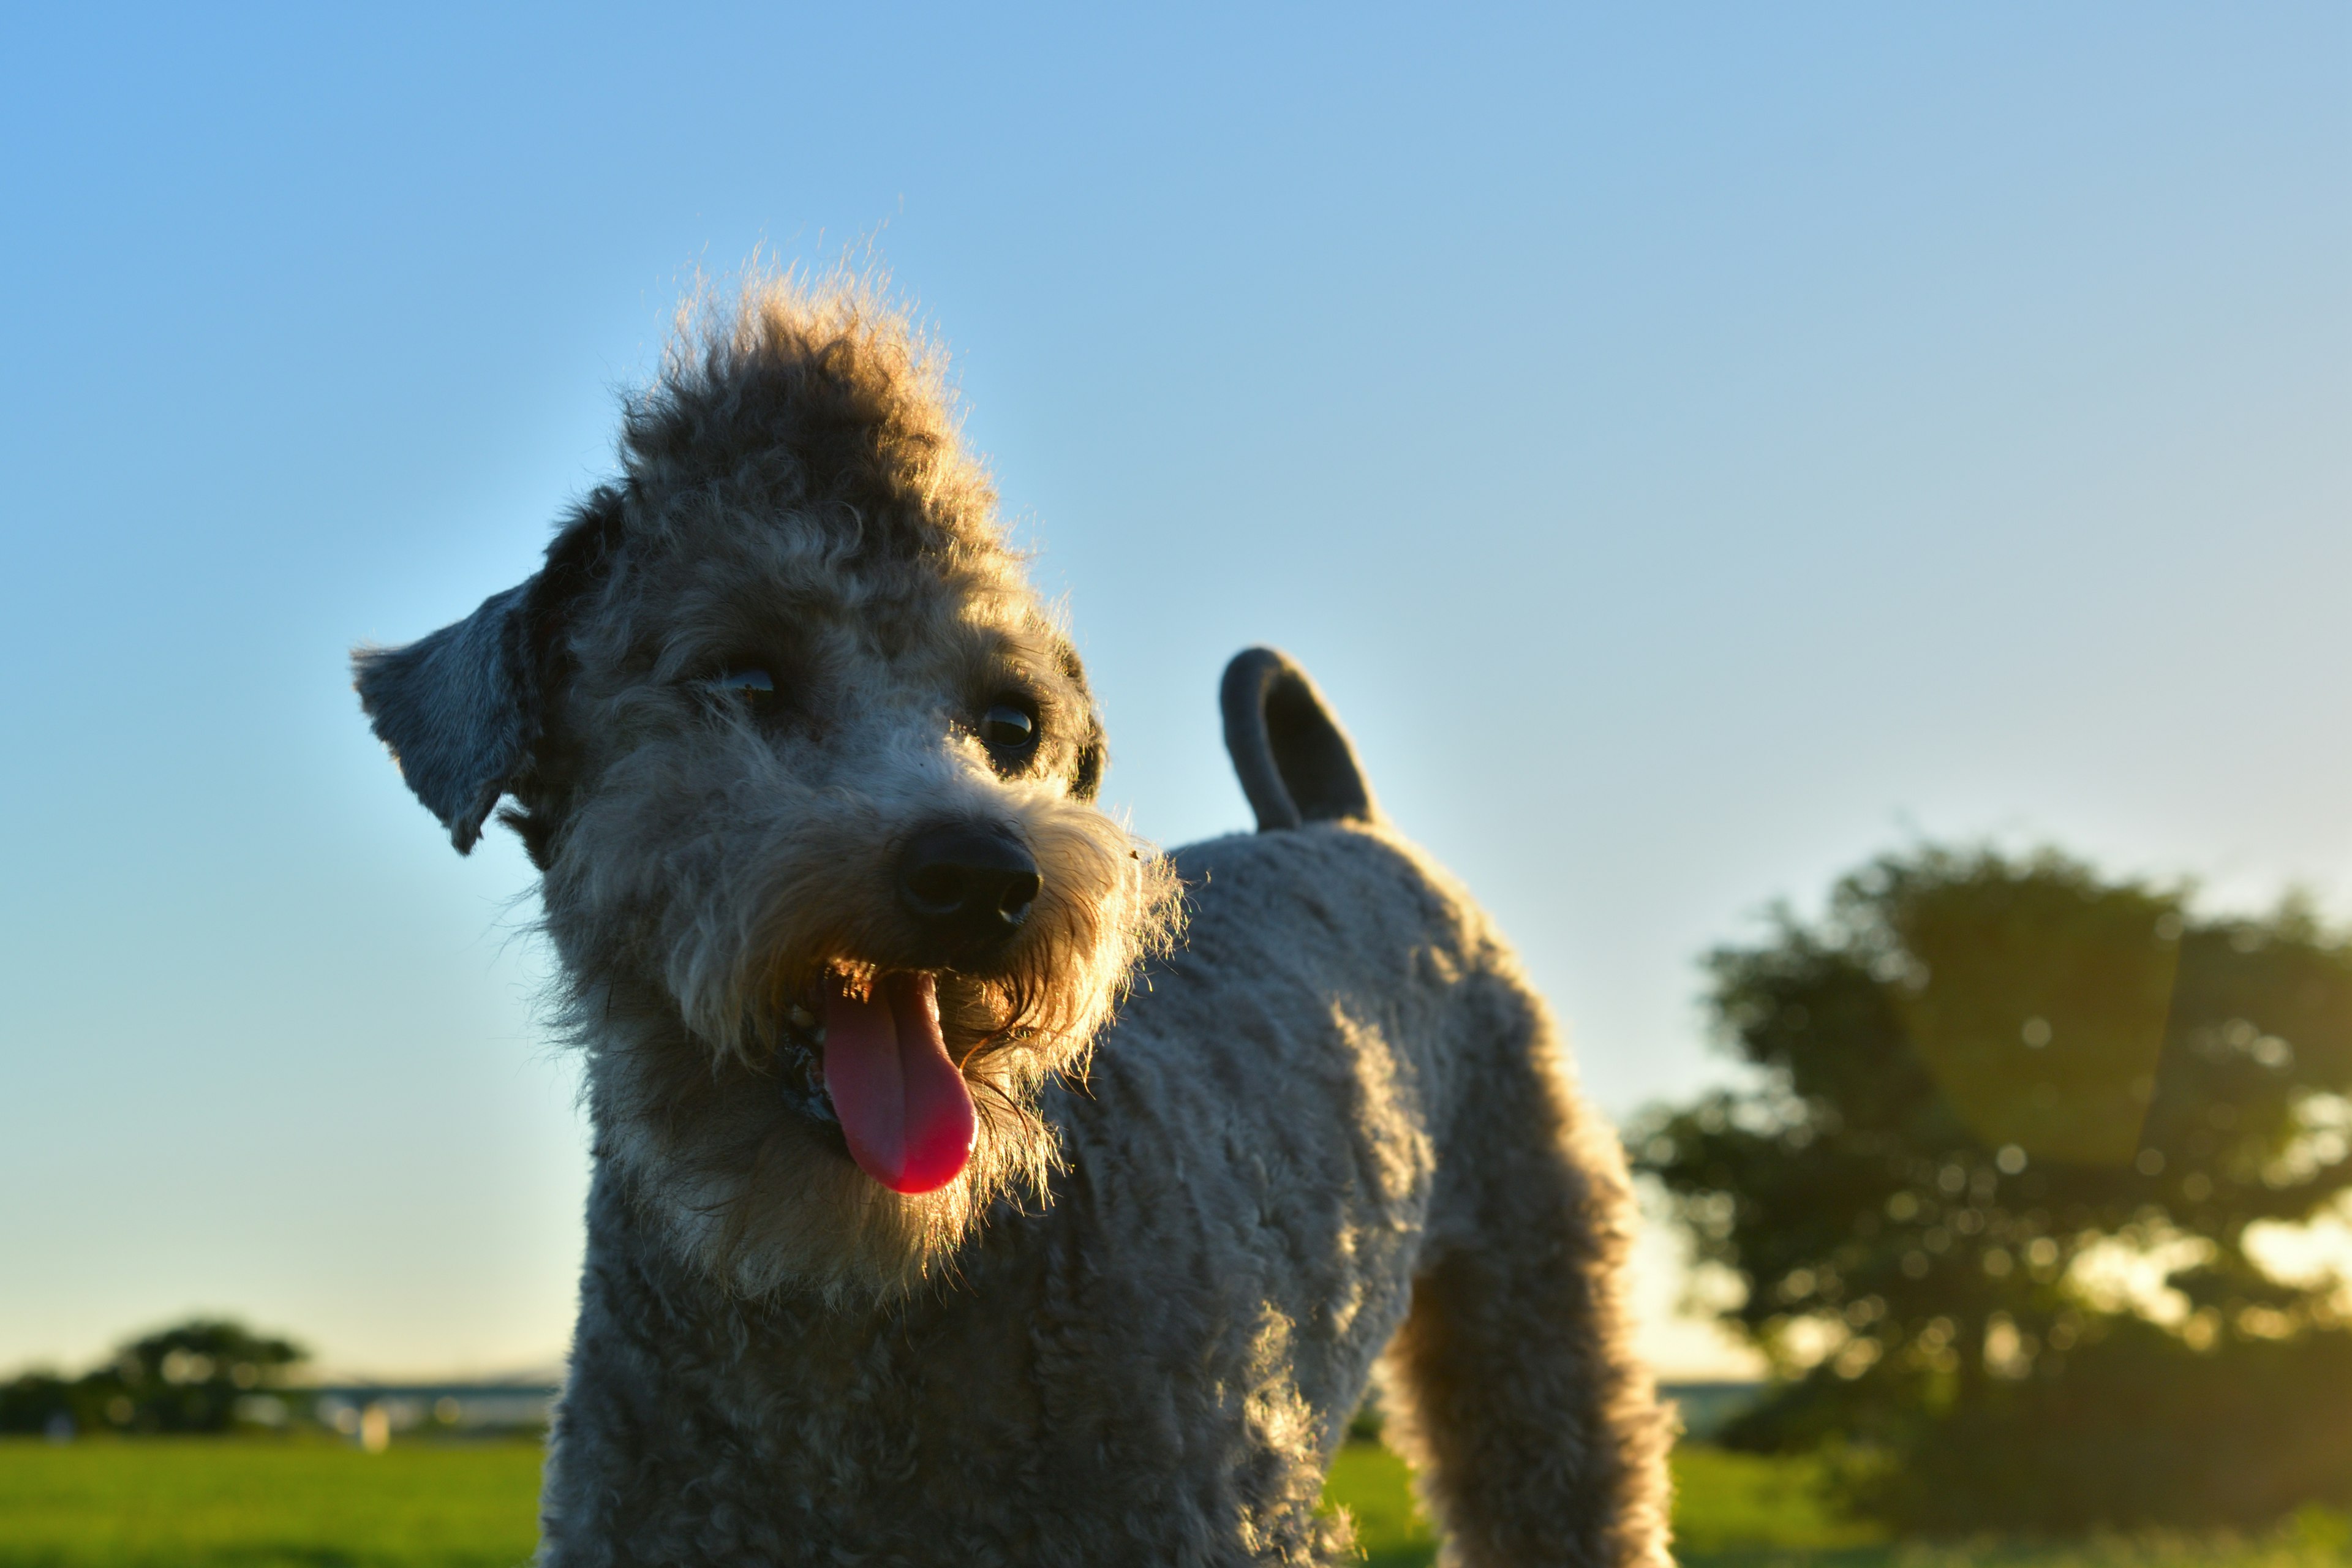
[0,1371,87,1435]
[0,1317,306,1436]
[1638,844,2352,1533]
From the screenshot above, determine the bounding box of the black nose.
[897,824,1041,961]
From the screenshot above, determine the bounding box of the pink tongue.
[821,973,976,1194]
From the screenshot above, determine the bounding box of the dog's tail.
[1219,647,1381,832]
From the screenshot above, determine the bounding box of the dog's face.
[356,285,1176,1300]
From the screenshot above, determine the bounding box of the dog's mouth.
[780,970,977,1195]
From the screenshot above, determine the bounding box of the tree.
[0,1317,306,1436]
[1637,845,2352,1531]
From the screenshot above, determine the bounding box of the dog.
[354,279,1670,1566]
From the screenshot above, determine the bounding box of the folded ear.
[1219,647,1379,832]
[352,579,540,854]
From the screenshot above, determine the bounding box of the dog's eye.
[714,668,777,698]
[980,703,1037,750]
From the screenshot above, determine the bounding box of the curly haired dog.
[353,279,1670,1567]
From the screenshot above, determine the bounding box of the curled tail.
[1219,647,1380,833]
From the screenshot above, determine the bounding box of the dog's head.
[354,279,1178,1300]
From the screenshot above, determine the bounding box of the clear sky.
[1,4,2345,1380]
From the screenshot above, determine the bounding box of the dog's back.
[1025,652,1669,1564]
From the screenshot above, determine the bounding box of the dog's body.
[544,821,1661,1566]
[356,281,1670,1566]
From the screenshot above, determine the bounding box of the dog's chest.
[577,1208,1364,1564]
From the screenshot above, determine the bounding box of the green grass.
[1323,1442,1438,1567]
[0,1438,543,1568]
[1662,1447,1888,1560]
[1319,1444,2352,1568]
[4,1438,2349,1566]
[1322,1442,1880,1567]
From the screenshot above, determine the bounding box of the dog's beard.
[554,793,1182,1303]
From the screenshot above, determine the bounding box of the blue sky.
[0,4,2344,1378]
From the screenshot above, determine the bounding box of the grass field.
[2,1438,2347,1567]
[0,1439,543,1568]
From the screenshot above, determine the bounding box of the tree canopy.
[1638,845,2352,1531]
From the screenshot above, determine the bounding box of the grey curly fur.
[354,275,1672,1566]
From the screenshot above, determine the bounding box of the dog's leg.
[1376,992,1674,1568]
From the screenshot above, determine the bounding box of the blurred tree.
[1637,845,2352,1531]
[0,1317,306,1435]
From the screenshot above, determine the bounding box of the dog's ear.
[353,579,540,854]
[355,490,622,855]
[1219,647,1379,832]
